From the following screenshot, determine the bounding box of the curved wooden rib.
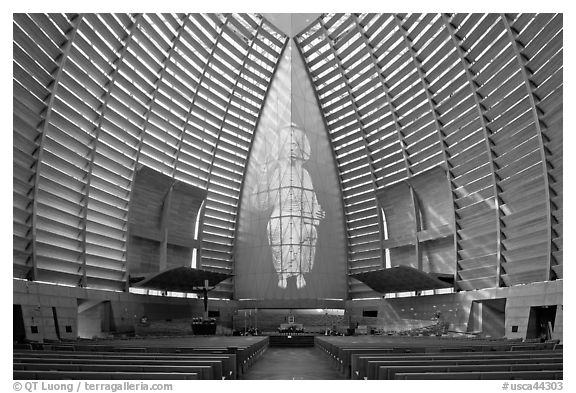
[442,13,502,288]
[502,14,553,282]
[81,14,143,289]
[205,19,264,187]
[30,14,84,282]
[172,14,231,186]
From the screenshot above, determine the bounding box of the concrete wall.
[344,280,563,341]
[14,278,562,342]
[13,279,237,341]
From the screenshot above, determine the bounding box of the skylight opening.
[147,122,178,150]
[209,60,237,86]
[320,78,346,99]
[106,98,146,133]
[218,138,247,159]
[419,37,451,70]
[217,45,242,73]
[153,93,183,122]
[71,37,112,80]
[395,93,428,119]
[236,80,264,102]
[306,42,330,66]
[381,50,411,81]
[358,13,377,32]
[458,14,489,46]
[22,14,66,54]
[140,26,171,59]
[326,14,347,36]
[353,77,380,103]
[13,46,56,92]
[184,30,210,57]
[90,183,128,207]
[194,14,220,43]
[367,17,391,47]
[205,71,233,98]
[130,37,164,75]
[157,84,188,114]
[335,135,364,152]
[376,33,404,65]
[139,152,173,175]
[83,17,122,61]
[207,186,238,202]
[335,143,364,159]
[327,100,352,118]
[345,197,374,209]
[220,134,250,157]
[343,176,372,192]
[348,213,379,225]
[348,228,380,239]
[434,78,469,109]
[228,98,258,118]
[234,15,255,39]
[350,69,377,95]
[110,79,149,116]
[154,14,179,40]
[371,19,397,53]
[475,49,515,88]
[368,131,398,151]
[167,62,198,94]
[359,97,388,123]
[198,89,226,114]
[413,15,441,46]
[339,41,363,66]
[122,56,155,95]
[329,112,357,131]
[98,125,136,156]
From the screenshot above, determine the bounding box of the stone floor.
[242,347,345,380]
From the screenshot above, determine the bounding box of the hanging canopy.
[350,266,453,294]
[130,267,232,293]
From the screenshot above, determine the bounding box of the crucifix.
[192,279,216,320]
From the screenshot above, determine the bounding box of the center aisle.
[242,346,345,380]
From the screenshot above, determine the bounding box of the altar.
[279,323,304,331]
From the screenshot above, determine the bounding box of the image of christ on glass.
[249,123,325,289]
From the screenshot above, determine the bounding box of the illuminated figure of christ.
[252,124,325,289]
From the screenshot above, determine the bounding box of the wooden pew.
[354,351,562,380]
[14,363,214,380]
[13,336,270,378]
[14,351,237,379]
[315,336,561,378]
[13,358,221,380]
[379,363,563,380]
[13,370,199,380]
[396,370,563,380]
[365,356,563,380]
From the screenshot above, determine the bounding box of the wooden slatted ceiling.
[442,14,501,290]
[296,13,562,298]
[14,13,287,297]
[13,14,70,279]
[502,13,562,284]
[13,12,561,298]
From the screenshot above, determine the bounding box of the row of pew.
[315,336,563,380]
[13,336,269,380]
